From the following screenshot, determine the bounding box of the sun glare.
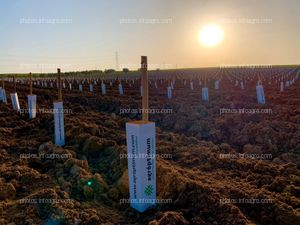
[199,24,224,47]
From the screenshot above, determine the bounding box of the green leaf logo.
[144,185,153,196]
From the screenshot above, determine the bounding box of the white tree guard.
[28,94,37,119]
[214,80,220,90]
[167,86,172,99]
[0,87,3,101]
[10,93,20,111]
[101,82,106,95]
[119,83,124,95]
[126,122,156,212]
[2,89,7,103]
[241,81,244,90]
[202,87,209,101]
[256,85,266,104]
[53,101,65,146]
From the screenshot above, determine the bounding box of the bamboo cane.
[29,72,33,95]
[141,56,148,122]
[13,76,16,93]
[57,68,62,101]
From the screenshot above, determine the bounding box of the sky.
[0,0,299,73]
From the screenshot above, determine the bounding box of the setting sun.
[199,24,224,47]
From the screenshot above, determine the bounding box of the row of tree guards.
[0,64,299,211]
[0,57,156,212]
[0,68,299,112]
[0,71,65,145]
[2,68,298,107]
[0,69,299,139]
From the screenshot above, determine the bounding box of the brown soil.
[0,72,299,225]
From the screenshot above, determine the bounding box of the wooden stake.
[141,56,148,122]
[57,68,62,101]
[258,74,262,85]
[29,72,33,95]
[13,76,16,93]
[2,79,4,89]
